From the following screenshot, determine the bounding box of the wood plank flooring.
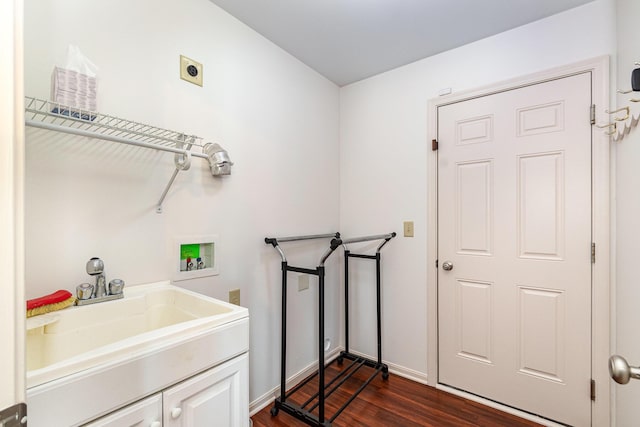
[252,361,543,427]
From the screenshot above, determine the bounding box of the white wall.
[339,0,616,381]
[613,0,640,425]
[23,0,341,405]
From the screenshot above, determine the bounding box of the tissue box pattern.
[51,67,97,118]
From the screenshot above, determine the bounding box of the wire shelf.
[24,96,215,213]
[24,96,205,151]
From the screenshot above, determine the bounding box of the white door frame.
[0,0,25,413]
[426,56,611,426]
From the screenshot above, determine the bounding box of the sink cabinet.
[26,283,250,427]
[83,394,162,427]
[84,353,248,427]
[163,353,248,427]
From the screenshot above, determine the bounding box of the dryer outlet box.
[180,55,203,87]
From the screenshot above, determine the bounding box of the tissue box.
[51,67,97,119]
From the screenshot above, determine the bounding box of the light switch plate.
[180,55,203,87]
[403,221,414,237]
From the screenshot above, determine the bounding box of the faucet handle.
[108,279,125,295]
[76,283,94,300]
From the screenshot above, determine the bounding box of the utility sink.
[26,281,248,388]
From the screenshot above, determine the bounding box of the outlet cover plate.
[229,288,240,306]
[180,55,203,87]
[298,275,310,291]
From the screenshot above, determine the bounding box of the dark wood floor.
[252,362,542,427]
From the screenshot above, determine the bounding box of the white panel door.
[437,73,592,426]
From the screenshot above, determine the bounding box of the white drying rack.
[24,96,209,213]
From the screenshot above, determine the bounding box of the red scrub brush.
[26,290,76,318]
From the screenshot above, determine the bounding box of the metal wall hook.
[605,106,630,121]
[596,122,617,135]
[595,122,616,129]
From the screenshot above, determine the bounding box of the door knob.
[442,261,453,271]
[170,407,183,419]
[609,355,640,384]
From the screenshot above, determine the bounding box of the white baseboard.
[345,348,429,385]
[249,347,343,416]
[437,385,564,427]
[249,347,429,415]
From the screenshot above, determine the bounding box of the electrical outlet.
[298,275,309,291]
[229,288,240,306]
[404,221,414,237]
[180,55,203,87]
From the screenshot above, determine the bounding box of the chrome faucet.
[75,257,125,306]
[87,257,107,298]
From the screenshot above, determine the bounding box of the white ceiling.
[209,0,596,86]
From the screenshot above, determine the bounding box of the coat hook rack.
[602,60,640,141]
[612,112,640,143]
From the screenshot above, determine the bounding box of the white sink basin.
[26,281,247,388]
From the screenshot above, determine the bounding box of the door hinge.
[591,242,596,263]
[590,104,596,125]
[591,379,596,401]
[432,139,438,151]
[435,259,439,268]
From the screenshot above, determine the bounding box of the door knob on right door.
[609,355,640,384]
[442,261,453,271]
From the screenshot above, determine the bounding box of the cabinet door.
[163,353,248,427]
[83,394,162,427]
